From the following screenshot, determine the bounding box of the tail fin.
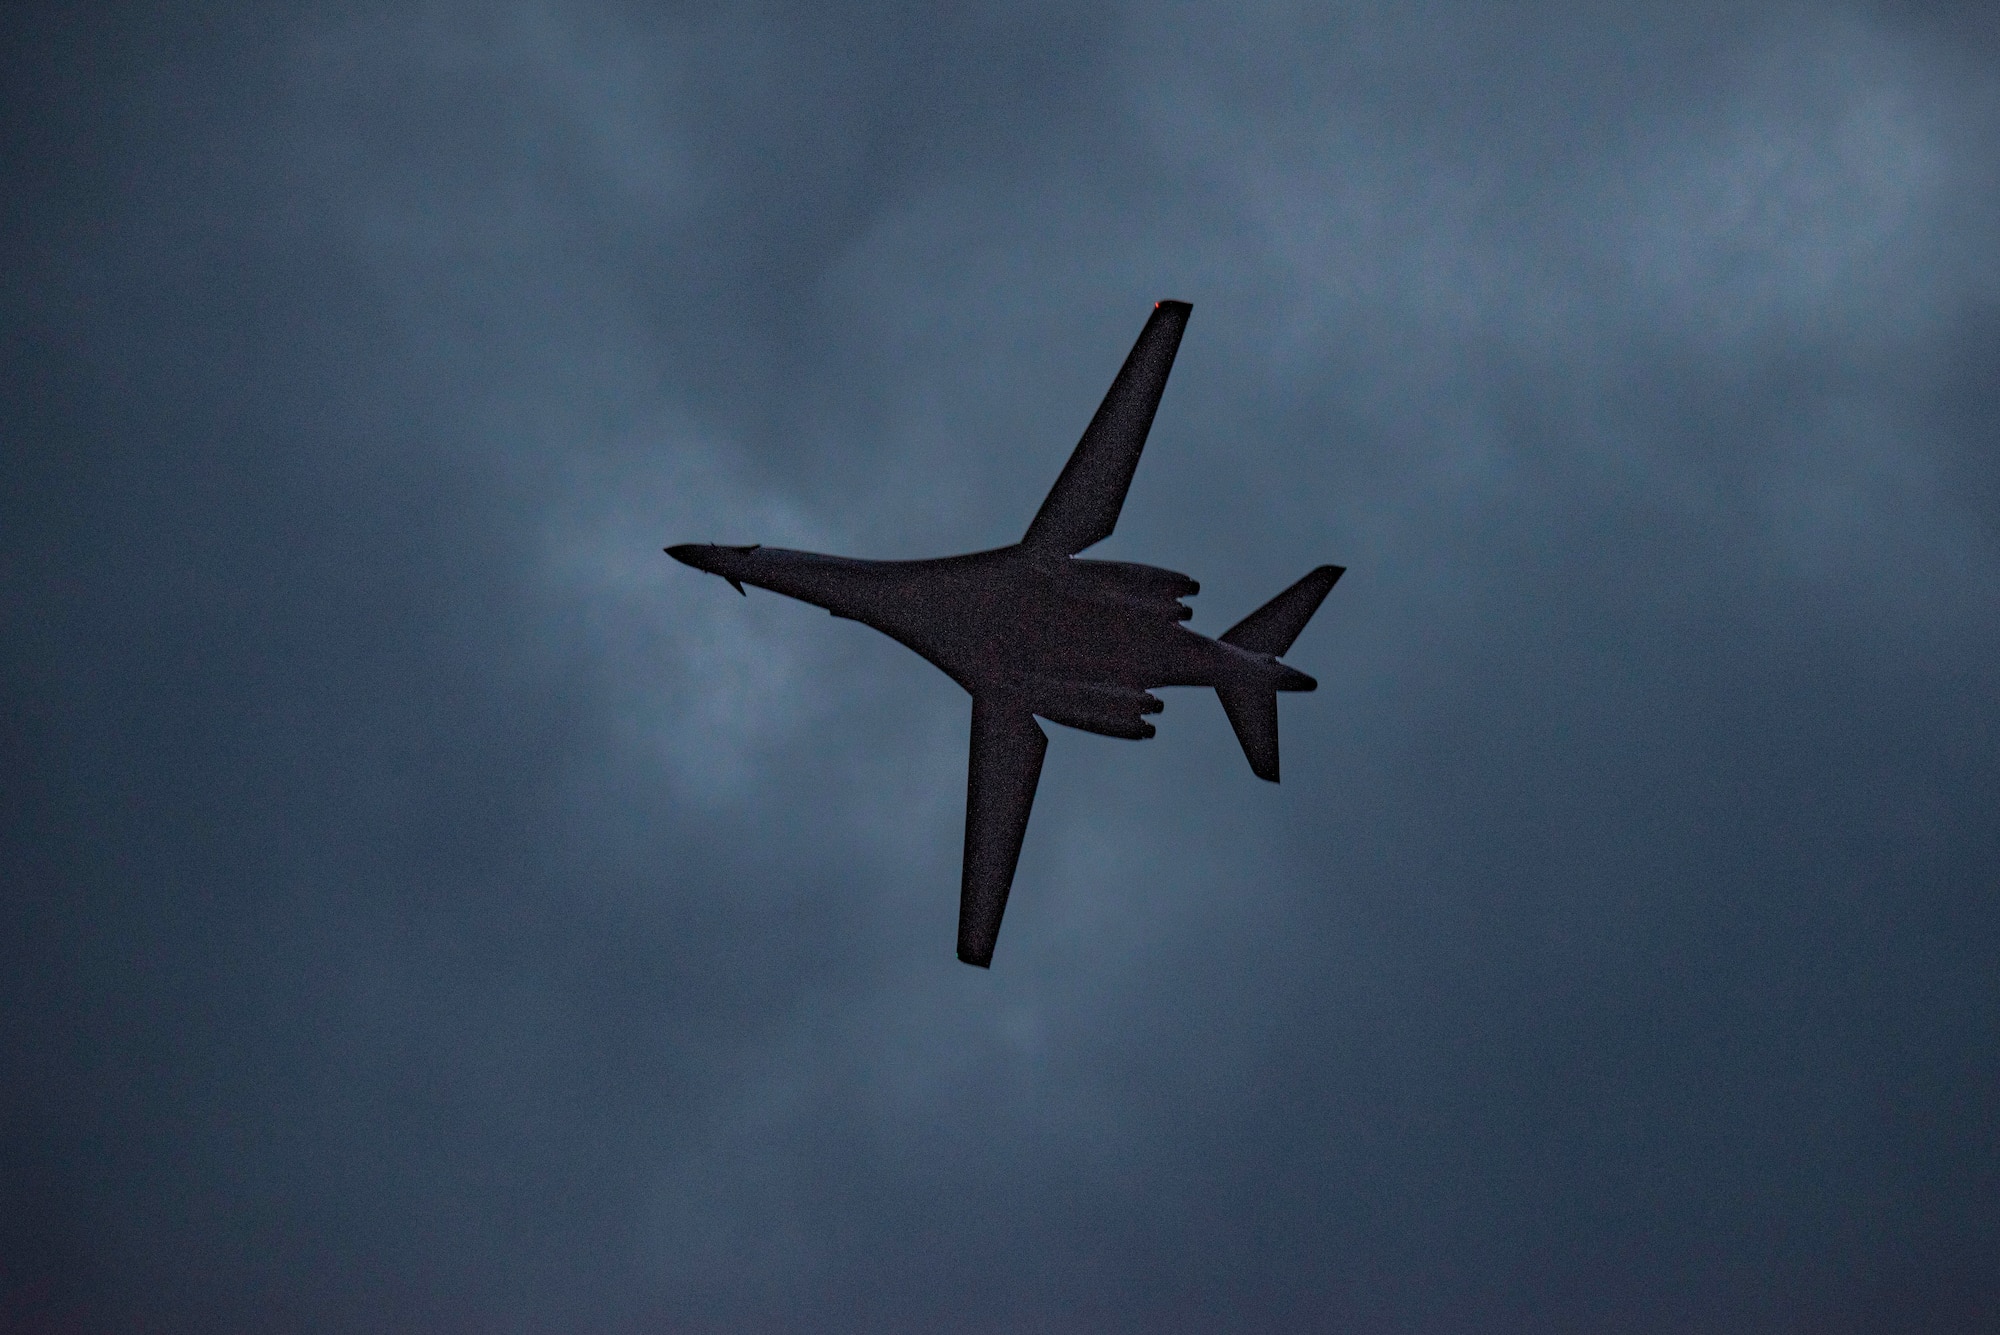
[1215,565,1344,781]
[1216,684,1281,782]
[1220,565,1344,656]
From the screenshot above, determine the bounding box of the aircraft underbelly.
[840,579,1228,697]
[1009,616,1211,689]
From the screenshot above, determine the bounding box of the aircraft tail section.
[1220,565,1344,656]
[1216,684,1281,782]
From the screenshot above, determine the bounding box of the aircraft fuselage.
[666,542,1315,740]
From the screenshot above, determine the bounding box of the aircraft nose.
[665,544,707,568]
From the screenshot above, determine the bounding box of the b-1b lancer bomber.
[669,301,1343,967]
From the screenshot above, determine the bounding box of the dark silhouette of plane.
[669,301,1342,967]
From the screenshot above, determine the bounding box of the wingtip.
[956,949,993,969]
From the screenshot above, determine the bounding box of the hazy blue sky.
[4,3,1997,1330]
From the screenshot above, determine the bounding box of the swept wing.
[1021,301,1191,556]
[958,696,1048,968]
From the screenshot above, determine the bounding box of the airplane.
[668,301,1343,967]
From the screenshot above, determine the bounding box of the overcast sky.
[4,3,1998,1331]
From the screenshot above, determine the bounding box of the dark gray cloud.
[4,2,1997,1330]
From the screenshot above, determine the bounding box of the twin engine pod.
[1016,677,1166,740]
[1051,558,1200,622]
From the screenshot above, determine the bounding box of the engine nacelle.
[1057,559,1200,624]
[1067,559,1199,600]
[1022,678,1165,740]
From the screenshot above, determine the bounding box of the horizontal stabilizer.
[1220,565,1344,657]
[1216,685,1280,782]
